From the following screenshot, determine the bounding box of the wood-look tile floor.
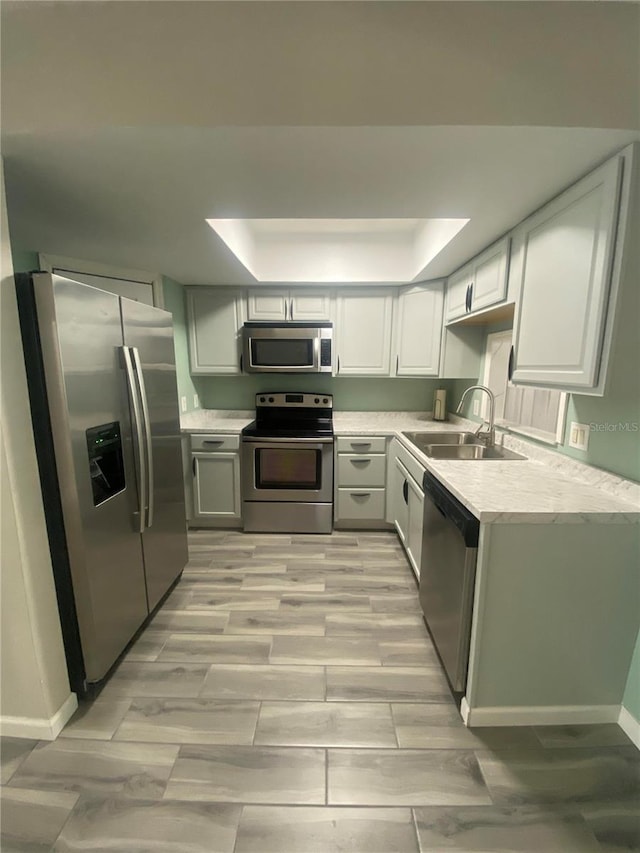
[2,530,639,851]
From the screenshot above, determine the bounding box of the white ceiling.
[1,2,639,285]
[4,126,638,284]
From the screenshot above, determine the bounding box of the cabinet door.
[192,453,241,519]
[511,155,623,390]
[187,289,242,374]
[396,283,443,377]
[445,265,473,323]
[290,289,332,321]
[247,290,289,321]
[406,477,424,580]
[336,289,394,376]
[469,237,510,313]
[391,458,410,545]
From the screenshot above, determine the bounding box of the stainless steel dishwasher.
[419,471,480,692]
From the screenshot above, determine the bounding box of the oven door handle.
[242,437,334,447]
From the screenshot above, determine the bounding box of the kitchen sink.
[401,431,478,450]
[422,444,527,460]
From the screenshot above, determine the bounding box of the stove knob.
[314,397,320,404]
[268,397,274,403]
[259,396,266,403]
[323,397,329,404]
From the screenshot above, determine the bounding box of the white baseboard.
[462,701,620,728]
[618,705,640,749]
[0,692,77,740]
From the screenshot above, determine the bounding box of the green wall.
[623,630,640,723]
[162,276,200,413]
[10,248,39,273]
[198,374,458,413]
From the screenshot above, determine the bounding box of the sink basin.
[423,444,527,461]
[401,431,478,451]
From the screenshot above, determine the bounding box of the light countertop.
[181,409,640,523]
[180,409,254,434]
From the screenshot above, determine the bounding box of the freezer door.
[35,274,149,683]
[121,298,188,611]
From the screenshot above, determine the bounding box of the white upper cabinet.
[336,289,394,376]
[394,282,444,377]
[471,237,510,312]
[246,289,289,321]
[445,237,510,322]
[291,290,333,321]
[511,153,624,392]
[187,288,244,374]
[445,266,473,323]
[247,288,332,321]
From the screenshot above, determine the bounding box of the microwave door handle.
[313,335,320,369]
[121,346,146,533]
[131,346,154,529]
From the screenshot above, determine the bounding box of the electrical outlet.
[180,396,188,413]
[473,400,480,416]
[193,393,199,409]
[568,421,590,451]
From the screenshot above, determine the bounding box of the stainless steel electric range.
[241,392,334,533]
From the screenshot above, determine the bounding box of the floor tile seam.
[325,747,329,805]
[409,806,423,853]
[251,740,404,750]
[49,787,84,852]
[250,701,262,747]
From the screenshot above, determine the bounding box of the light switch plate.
[193,394,200,409]
[180,396,188,413]
[568,421,590,451]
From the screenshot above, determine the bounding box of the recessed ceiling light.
[206,218,469,282]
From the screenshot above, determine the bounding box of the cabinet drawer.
[336,436,386,454]
[190,434,240,452]
[337,488,386,521]
[337,454,386,487]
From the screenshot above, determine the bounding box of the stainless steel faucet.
[456,385,495,446]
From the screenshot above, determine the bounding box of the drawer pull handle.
[350,442,372,447]
[350,458,371,465]
[351,492,371,498]
[203,440,225,445]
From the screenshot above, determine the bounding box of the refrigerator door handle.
[121,346,147,533]
[131,346,154,529]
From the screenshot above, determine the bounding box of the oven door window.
[256,447,321,490]
[251,338,314,368]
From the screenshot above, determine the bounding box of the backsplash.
[195,375,467,413]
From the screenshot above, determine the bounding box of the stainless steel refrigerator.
[16,272,188,695]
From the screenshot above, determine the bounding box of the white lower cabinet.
[189,434,241,526]
[334,436,388,526]
[405,475,424,578]
[388,438,426,580]
[391,457,409,545]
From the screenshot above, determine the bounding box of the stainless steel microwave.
[242,322,333,374]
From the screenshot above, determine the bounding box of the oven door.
[242,438,334,503]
